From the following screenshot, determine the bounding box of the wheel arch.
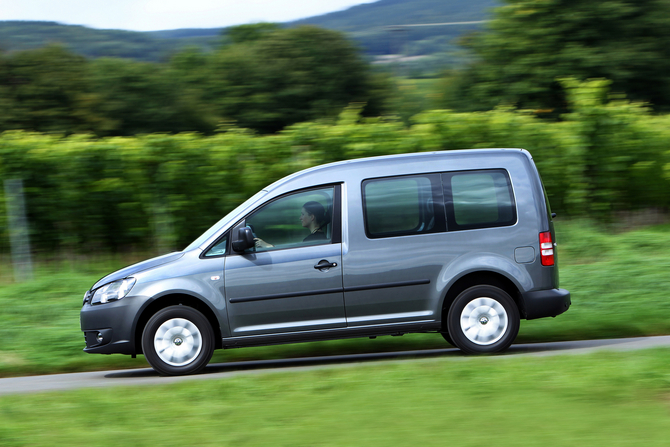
[440,271,525,328]
[133,293,223,354]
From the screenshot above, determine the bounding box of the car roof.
[263,148,531,194]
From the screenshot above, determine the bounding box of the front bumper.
[80,296,144,355]
[522,288,571,320]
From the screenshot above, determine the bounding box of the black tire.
[447,285,520,354]
[440,331,455,346]
[142,305,215,376]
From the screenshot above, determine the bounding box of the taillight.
[539,231,555,266]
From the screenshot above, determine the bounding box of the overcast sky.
[0,0,378,31]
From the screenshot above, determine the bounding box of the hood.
[91,252,185,290]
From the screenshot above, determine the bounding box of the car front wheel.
[447,285,520,354]
[142,305,215,376]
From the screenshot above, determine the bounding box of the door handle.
[314,260,338,270]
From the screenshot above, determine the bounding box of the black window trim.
[200,232,230,259]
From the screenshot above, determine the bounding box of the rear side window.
[363,174,445,238]
[442,170,516,231]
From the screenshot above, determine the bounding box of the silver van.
[81,149,570,375]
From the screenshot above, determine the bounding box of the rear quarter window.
[443,170,516,231]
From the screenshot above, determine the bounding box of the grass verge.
[1,348,670,446]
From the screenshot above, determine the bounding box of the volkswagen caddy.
[81,149,571,375]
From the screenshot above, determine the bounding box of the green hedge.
[1,79,669,253]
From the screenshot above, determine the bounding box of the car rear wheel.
[142,306,214,376]
[447,285,519,354]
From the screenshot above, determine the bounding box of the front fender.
[129,277,230,346]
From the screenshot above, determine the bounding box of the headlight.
[91,278,136,305]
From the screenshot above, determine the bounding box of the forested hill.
[0,21,221,61]
[0,0,498,61]
[290,0,499,55]
[292,0,496,31]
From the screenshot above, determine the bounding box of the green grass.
[2,349,670,446]
[519,220,670,342]
[1,220,669,377]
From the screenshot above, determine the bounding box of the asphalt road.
[2,335,670,396]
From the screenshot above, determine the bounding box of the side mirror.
[232,227,254,253]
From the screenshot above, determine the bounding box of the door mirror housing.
[232,227,254,253]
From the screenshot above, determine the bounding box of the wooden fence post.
[4,179,33,282]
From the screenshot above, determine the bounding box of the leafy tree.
[87,57,218,136]
[205,25,387,133]
[225,23,282,44]
[445,0,670,112]
[0,26,389,136]
[0,45,97,133]
[0,47,219,136]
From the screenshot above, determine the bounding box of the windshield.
[183,190,268,251]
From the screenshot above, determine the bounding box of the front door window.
[245,187,335,251]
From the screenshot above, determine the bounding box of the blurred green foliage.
[226,23,283,44]
[203,25,384,133]
[442,0,670,112]
[0,46,93,134]
[1,79,669,253]
[0,26,388,136]
[4,349,670,445]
